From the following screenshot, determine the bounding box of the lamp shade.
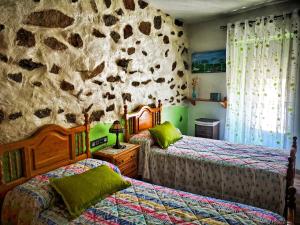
[109,120,124,134]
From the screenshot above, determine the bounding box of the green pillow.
[149,121,182,149]
[50,165,131,218]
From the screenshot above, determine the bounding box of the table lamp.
[109,120,125,149]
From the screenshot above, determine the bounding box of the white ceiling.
[146,0,287,23]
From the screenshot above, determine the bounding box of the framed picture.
[192,50,226,73]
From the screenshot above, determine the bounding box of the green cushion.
[50,165,131,218]
[149,121,182,149]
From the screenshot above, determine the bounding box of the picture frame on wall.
[192,50,226,73]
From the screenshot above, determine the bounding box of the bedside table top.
[94,143,139,156]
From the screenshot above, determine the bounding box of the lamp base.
[112,144,126,149]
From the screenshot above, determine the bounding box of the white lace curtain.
[225,10,300,149]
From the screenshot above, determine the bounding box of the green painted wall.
[162,106,188,135]
[89,123,124,153]
[89,105,188,152]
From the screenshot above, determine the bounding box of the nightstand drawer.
[92,143,140,178]
[115,150,137,166]
[119,159,137,176]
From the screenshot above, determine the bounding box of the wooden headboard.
[0,113,91,199]
[123,100,162,142]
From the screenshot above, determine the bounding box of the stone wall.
[0,0,189,144]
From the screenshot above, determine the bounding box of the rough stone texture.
[24,9,74,28]
[65,113,76,123]
[84,104,94,113]
[90,0,98,13]
[141,79,151,85]
[16,28,35,47]
[90,110,104,122]
[9,112,22,120]
[50,64,61,74]
[8,73,22,83]
[115,8,124,15]
[155,78,165,83]
[122,93,132,103]
[0,0,188,144]
[106,104,115,112]
[163,35,169,44]
[172,61,177,71]
[184,61,189,70]
[138,0,148,9]
[116,58,131,69]
[127,47,135,55]
[0,53,8,63]
[60,80,75,91]
[123,0,135,10]
[165,49,169,57]
[44,37,67,51]
[85,91,93,96]
[58,108,64,114]
[34,108,51,118]
[107,75,122,82]
[168,78,174,83]
[18,59,44,70]
[103,92,116,100]
[68,33,83,48]
[110,31,120,43]
[177,70,184,77]
[132,81,140,86]
[175,19,184,27]
[139,22,151,35]
[32,81,42,87]
[154,16,161,30]
[87,61,105,79]
[93,80,103,86]
[103,14,119,26]
[0,110,4,123]
[150,67,154,74]
[92,29,106,38]
[123,25,133,39]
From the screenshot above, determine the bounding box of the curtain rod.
[220,11,298,30]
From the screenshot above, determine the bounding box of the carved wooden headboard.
[123,100,162,142]
[0,114,91,199]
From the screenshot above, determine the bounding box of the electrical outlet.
[90,136,108,148]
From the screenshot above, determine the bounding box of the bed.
[0,113,296,225]
[123,101,297,216]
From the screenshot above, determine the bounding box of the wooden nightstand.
[93,143,140,178]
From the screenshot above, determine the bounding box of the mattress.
[2,159,285,225]
[130,134,289,214]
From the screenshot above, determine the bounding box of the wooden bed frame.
[0,113,91,200]
[123,101,297,224]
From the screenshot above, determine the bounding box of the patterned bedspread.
[130,134,289,215]
[2,159,120,225]
[2,158,285,225]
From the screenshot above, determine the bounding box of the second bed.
[124,102,297,215]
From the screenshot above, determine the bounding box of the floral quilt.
[2,159,120,225]
[130,134,289,215]
[2,158,286,225]
[36,179,285,225]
